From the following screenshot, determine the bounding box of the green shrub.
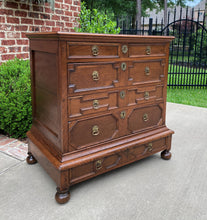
[75,2,120,34]
[0,58,32,138]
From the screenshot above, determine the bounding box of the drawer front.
[67,42,119,59]
[68,62,119,93]
[69,114,118,149]
[128,104,163,133]
[128,84,164,106]
[128,44,166,57]
[70,137,167,185]
[68,91,119,118]
[129,60,165,85]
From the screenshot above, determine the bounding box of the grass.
[167,88,207,108]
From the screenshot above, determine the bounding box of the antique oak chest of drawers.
[26,32,174,204]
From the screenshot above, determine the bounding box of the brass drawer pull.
[146,143,153,152]
[120,91,126,99]
[143,113,149,122]
[120,111,126,119]
[92,71,99,81]
[145,67,150,76]
[93,100,99,109]
[144,91,149,100]
[121,62,127,71]
[122,45,128,54]
[146,46,151,55]
[92,45,99,56]
[92,125,99,136]
[95,160,103,170]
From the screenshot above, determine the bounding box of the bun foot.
[55,187,70,204]
[161,150,172,160]
[26,152,37,164]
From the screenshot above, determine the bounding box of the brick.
[21,32,27,38]
[15,25,28,31]
[8,47,21,53]
[34,19,44,25]
[56,21,64,27]
[21,18,33,24]
[17,39,29,45]
[20,4,30,10]
[0,24,14,31]
[61,16,69,22]
[28,12,39,18]
[55,3,61,8]
[33,6,43,12]
[40,14,50,19]
[56,0,63,2]
[0,47,7,54]
[73,0,80,5]
[7,17,19,24]
[55,9,63,15]
[2,54,16,61]
[16,53,29,59]
[52,27,61,32]
[15,11,27,17]
[45,7,52,13]
[71,6,78,11]
[65,11,72,16]
[52,15,60,20]
[0,32,5,38]
[29,26,40,32]
[7,32,21,38]
[45,20,55,26]
[65,0,72,4]
[62,4,70,10]
[23,46,29,52]
[5,1,18,9]
[65,22,73,28]
[0,9,14,16]
[41,26,51,32]
[2,40,15,46]
[74,12,80,17]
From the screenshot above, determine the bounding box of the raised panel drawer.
[70,137,167,185]
[129,60,165,85]
[67,42,119,59]
[68,62,119,93]
[68,91,119,118]
[128,104,164,133]
[128,44,166,57]
[69,114,118,150]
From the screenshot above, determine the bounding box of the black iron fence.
[117,7,207,88]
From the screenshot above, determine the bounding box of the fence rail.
[117,7,207,88]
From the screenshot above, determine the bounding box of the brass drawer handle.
[92,125,99,136]
[121,62,127,71]
[120,111,126,119]
[145,67,150,76]
[93,100,99,109]
[144,91,149,100]
[92,45,99,56]
[146,143,153,152]
[122,45,128,54]
[95,160,103,170]
[92,71,99,81]
[146,46,151,55]
[143,113,149,122]
[120,91,126,99]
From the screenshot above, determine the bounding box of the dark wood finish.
[26,32,174,204]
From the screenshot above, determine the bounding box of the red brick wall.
[0,0,81,64]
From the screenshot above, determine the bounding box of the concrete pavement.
[0,102,207,220]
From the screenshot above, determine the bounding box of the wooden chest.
[26,32,174,204]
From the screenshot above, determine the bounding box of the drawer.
[128,44,166,57]
[129,60,165,85]
[128,84,164,106]
[69,114,118,150]
[128,104,164,133]
[68,91,119,118]
[70,137,167,185]
[68,62,119,93]
[67,42,119,59]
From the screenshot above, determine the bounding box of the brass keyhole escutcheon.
[120,91,126,99]
[145,67,150,76]
[120,111,126,119]
[121,62,127,71]
[92,71,99,81]
[93,100,99,109]
[95,160,103,170]
[146,46,151,55]
[92,125,99,136]
[122,45,128,54]
[92,45,99,56]
[144,91,149,100]
[143,113,149,122]
[146,143,153,152]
